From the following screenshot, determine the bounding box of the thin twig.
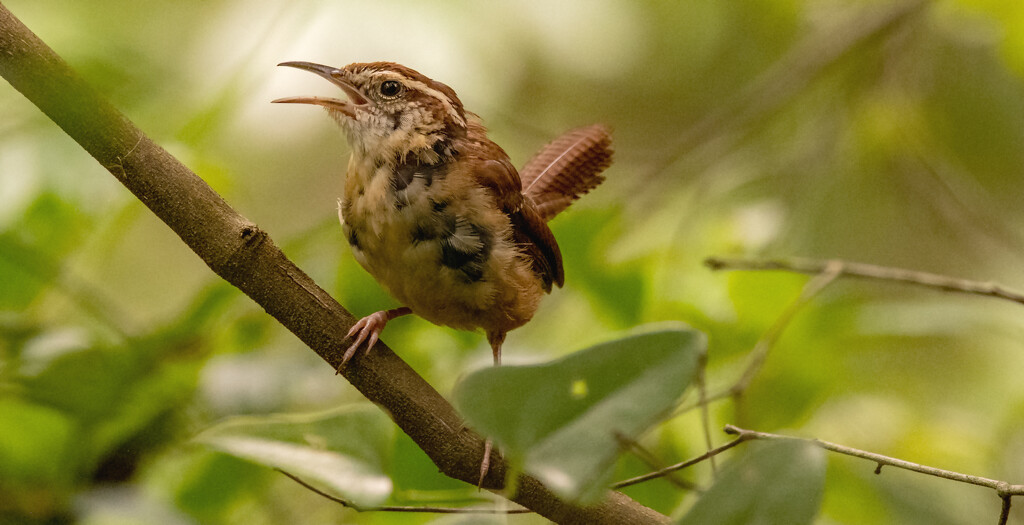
[611,436,749,489]
[694,351,717,474]
[729,261,843,402]
[724,425,1024,519]
[673,261,841,417]
[705,256,1024,307]
[998,495,1011,525]
[613,433,699,491]
[673,388,733,416]
[277,470,532,514]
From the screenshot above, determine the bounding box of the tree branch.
[705,256,1024,307]
[0,4,667,523]
[724,425,1024,525]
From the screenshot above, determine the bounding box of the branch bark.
[0,4,667,523]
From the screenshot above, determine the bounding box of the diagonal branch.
[0,4,667,524]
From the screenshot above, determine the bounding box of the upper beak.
[272,61,370,118]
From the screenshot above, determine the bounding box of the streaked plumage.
[274,61,612,365]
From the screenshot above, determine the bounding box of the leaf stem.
[277,469,533,514]
[611,436,749,489]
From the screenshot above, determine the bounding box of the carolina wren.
[273,60,612,370]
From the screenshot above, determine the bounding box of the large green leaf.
[454,326,704,502]
[680,440,825,525]
[195,405,393,507]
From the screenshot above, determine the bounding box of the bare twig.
[277,470,532,515]
[613,433,699,491]
[729,261,843,401]
[673,261,841,417]
[724,425,1024,524]
[694,351,717,474]
[673,386,733,416]
[705,256,1024,307]
[999,495,1011,525]
[611,436,749,490]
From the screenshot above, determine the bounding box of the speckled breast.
[339,157,512,331]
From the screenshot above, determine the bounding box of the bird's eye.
[379,80,403,98]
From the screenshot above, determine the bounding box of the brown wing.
[511,199,564,291]
[520,124,613,222]
[474,157,564,291]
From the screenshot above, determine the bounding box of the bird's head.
[274,61,467,163]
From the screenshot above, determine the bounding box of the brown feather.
[520,124,613,222]
[471,153,564,291]
[511,203,563,290]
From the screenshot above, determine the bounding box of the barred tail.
[520,124,613,222]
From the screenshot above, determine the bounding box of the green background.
[3,0,1024,523]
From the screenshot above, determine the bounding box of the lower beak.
[272,61,370,118]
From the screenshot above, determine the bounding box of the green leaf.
[680,440,825,525]
[195,405,393,507]
[454,326,704,502]
[0,397,76,484]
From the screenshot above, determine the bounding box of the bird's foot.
[337,307,411,373]
[477,438,493,488]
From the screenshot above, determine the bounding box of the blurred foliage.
[4,0,1024,523]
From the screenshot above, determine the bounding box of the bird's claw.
[337,311,389,373]
[477,438,493,488]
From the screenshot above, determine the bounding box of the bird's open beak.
[272,61,370,118]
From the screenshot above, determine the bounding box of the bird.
[274,60,612,483]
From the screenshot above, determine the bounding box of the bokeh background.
[4,0,1024,523]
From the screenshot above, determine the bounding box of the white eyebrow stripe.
[396,76,465,128]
